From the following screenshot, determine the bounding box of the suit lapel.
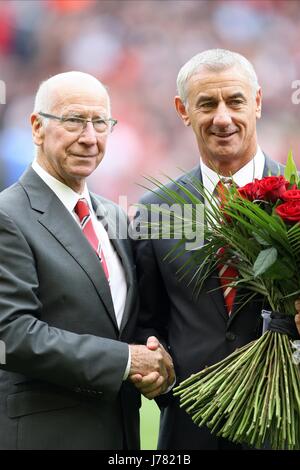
[263,155,284,177]
[19,168,118,330]
[179,165,228,321]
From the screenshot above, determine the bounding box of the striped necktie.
[75,198,110,282]
[215,180,238,315]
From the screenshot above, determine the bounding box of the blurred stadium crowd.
[0,0,300,206]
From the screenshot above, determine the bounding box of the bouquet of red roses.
[171,152,300,450]
[145,151,300,449]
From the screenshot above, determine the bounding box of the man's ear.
[174,96,191,126]
[255,87,262,119]
[31,113,45,146]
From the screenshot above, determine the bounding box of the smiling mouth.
[212,131,237,138]
[72,154,97,158]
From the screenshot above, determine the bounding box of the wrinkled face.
[31,82,111,192]
[175,65,262,168]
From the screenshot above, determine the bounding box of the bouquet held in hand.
[149,152,300,450]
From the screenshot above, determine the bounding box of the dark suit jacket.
[134,156,284,450]
[0,167,140,450]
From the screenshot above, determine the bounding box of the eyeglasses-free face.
[38,112,117,135]
[175,65,262,171]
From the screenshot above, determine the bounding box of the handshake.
[128,337,175,399]
[126,305,300,401]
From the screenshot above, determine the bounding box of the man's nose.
[78,121,98,145]
[212,103,232,127]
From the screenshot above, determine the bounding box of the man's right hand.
[128,337,175,399]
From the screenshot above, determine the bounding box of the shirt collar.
[200,146,265,195]
[31,159,92,214]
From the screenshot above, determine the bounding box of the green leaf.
[263,259,295,280]
[252,231,270,246]
[284,149,299,185]
[253,247,278,277]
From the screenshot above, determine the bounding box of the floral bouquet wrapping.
[145,152,300,450]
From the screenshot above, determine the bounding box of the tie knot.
[75,198,90,222]
[218,177,234,189]
[214,179,239,208]
[214,179,232,201]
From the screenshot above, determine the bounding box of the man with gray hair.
[134,49,300,449]
[0,71,174,449]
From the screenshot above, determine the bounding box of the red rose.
[275,200,300,223]
[238,179,260,201]
[282,189,300,201]
[256,176,289,203]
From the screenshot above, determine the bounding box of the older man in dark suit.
[133,49,300,449]
[0,71,174,450]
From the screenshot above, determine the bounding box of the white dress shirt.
[200,147,265,206]
[32,160,131,378]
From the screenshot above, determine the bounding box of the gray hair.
[177,49,260,104]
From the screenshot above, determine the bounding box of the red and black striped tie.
[75,198,110,282]
[217,247,237,316]
[215,180,238,315]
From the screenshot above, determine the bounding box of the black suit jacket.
[0,167,140,450]
[134,156,284,450]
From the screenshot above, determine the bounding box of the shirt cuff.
[123,345,131,380]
